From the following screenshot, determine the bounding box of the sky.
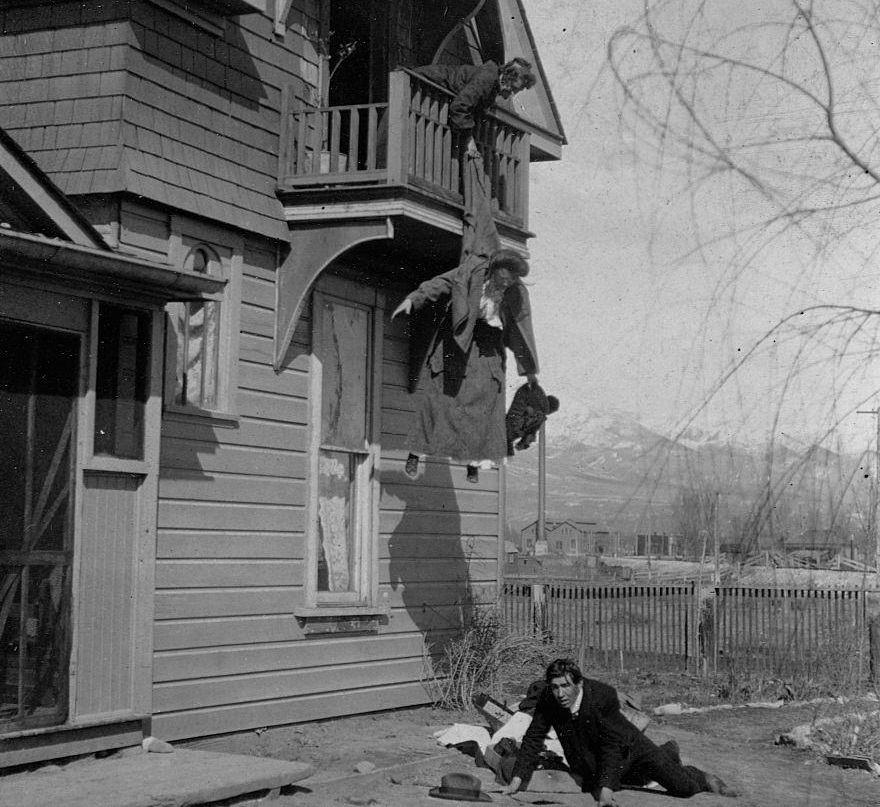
[513,0,880,454]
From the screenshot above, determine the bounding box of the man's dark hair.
[502,57,537,89]
[545,657,583,684]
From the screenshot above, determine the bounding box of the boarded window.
[309,287,381,606]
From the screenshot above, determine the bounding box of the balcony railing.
[278,69,530,227]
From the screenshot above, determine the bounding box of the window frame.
[300,284,384,614]
[163,221,240,424]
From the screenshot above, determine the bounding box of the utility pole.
[856,407,880,581]
[713,491,720,585]
[537,420,546,549]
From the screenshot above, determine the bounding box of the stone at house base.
[0,748,314,807]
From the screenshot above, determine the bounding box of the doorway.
[0,321,79,731]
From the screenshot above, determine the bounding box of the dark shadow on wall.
[386,459,478,681]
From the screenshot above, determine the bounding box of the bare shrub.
[424,605,571,711]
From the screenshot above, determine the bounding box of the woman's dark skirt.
[407,320,507,463]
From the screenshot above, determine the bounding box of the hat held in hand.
[429,771,492,802]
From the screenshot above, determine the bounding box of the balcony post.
[519,131,530,230]
[386,71,410,186]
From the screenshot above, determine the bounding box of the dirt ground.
[186,700,880,807]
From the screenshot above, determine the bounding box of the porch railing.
[278,69,530,226]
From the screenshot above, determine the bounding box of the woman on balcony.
[414,57,536,157]
[392,246,539,484]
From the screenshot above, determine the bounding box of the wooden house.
[0,0,565,766]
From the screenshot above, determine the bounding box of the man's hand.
[501,776,522,796]
[597,786,617,806]
[391,297,413,319]
[466,136,479,157]
[526,373,538,387]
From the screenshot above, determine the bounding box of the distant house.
[636,532,682,557]
[520,519,597,555]
[0,0,565,767]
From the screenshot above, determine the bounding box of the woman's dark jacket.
[406,258,538,392]
[511,679,651,792]
[413,62,500,130]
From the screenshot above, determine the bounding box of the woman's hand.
[392,298,413,319]
[501,776,522,796]
[466,136,479,157]
[526,373,539,387]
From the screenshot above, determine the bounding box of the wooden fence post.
[532,583,545,637]
[867,591,880,685]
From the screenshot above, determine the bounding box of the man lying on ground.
[502,658,739,806]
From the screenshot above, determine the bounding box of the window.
[570,538,576,553]
[174,247,221,409]
[94,305,151,459]
[164,230,239,419]
[303,286,383,610]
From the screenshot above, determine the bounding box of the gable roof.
[0,127,107,249]
[496,0,567,159]
[0,126,224,301]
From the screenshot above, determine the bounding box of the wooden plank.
[159,472,304,505]
[160,439,307,478]
[154,587,301,619]
[161,415,307,452]
[239,361,308,398]
[378,533,495,559]
[378,558,497,584]
[241,273,275,311]
[380,510,498,535]
[157,531,299,560]
[154,633,419,681]
[76,473,139,717]
[154,614,306,651]
[236,389,309,425]
[158,500,304,532]
[153,657,423,712]
[151,681,430,741]
[156,559,302,589]
[380,483,497,514]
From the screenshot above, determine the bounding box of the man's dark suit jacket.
[511,678,651,792]
[413,62,500,130]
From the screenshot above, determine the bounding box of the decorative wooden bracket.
[274,217,394,371]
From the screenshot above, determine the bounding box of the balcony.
[277,69,532,236]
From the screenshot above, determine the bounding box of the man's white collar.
[571,685,584,715]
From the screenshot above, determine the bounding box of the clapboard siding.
[159,473,304,505]
[161,415,305,451]
[155,615,305,651]
[154,634,418,682]
[156,559,301,589]
[151,682,430,742]
[158,501,303,532]
[153,658,422,713]
[157,531,297,560]
[237,389,308,424]
[160,439,307,477]
[155,587,302,620]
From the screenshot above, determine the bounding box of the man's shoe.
[706,773,739,797]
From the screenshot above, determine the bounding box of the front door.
[0,320,79,731]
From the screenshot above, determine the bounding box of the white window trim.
[300,285,384,614]
[163,219,241,420]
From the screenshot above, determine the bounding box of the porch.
[277,69,531,234]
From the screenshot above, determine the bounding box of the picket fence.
[501,579,872,682]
